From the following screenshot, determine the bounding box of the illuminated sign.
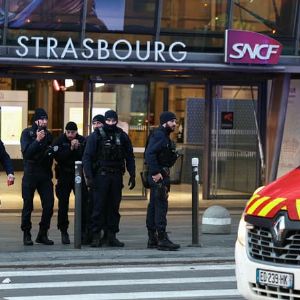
[15,36,187,62]
[225,30,282,65]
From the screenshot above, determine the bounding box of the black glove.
[128,176,136,190]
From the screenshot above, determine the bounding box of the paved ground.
[0,211,242,269]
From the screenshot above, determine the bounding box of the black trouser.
[91,172,123,234]
[21,172,54,232]
[146,175,170,232]
[56,171,89,233]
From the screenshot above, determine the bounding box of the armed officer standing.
[52,121,87,244]
[20,108,54,246]
[83,110,136,247]
[145,111,180,251]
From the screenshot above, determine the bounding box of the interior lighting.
[65,79,74,88]
[95,83,105,88]
[272,29,276,34]
[204,3,208,7]
[130,84,134,89]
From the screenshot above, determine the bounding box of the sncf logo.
[225,30,282,65]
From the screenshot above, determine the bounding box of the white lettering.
[266,45,280,59]
[113,39,132,60]
[47,37,58,58]
[16,36,29,57]
[169,41,187,62]
[61,38,78,59]
[14,35,188,62]
[255,44,269,59]
[98,40,109,59]
[229,43,244,59]
[136,41,150,61]
[230,43,280,60]
[82,38,94,59]
[154,41,166,62]
[31,37,43,58]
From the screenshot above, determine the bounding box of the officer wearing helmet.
[145,111,180,251]
[83,110,136,247]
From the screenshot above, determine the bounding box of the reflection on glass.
[232,0,297,37]
[87,0,155,33]
[1,106,22,145]
[161,0,227,32]
[5,0,126,31]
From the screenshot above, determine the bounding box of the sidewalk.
[0,171,246,268]
[0,212,241,269]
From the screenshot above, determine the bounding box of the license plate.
[256,269,294,289]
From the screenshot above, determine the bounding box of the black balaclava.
[104,110,118,132]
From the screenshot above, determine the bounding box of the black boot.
[82,230,92,245]
[61,230,70,245]
[157,231,180,251]
[100,230,108,246]
[107,231,124,247]
[23,231,33,246]
[35,229,54,245]
[147,230,158,249]
[90,232,101,247]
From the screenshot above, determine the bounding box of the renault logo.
[272,215,286,246]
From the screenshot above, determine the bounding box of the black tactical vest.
[96,127,125,161]
[158,140,178,168]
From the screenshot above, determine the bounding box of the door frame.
[203,79,267,200]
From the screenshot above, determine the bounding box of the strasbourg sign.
[225,29,282,65]
[15,36,187,62]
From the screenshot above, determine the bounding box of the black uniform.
[52,133,88,234]
[145,125,180,250]
[20,123,54,234]
[0,139,14,175]
[83,125,135,245]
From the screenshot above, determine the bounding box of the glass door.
[90,82,149,199]
[209,85,261,199]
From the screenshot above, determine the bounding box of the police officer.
[145,111,180,251]
[0,139,15,186]
[52,121,87,244]
[20,108,54,246]
[90,114,110,244]
[83,110,136,247]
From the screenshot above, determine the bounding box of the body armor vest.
[158,140,178,168]
[97,127,125,161]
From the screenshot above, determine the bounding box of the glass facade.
[0,0,298,54]
[0,0,295,202]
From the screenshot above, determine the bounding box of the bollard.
[191,157,200,246]
[202,205,231,234]
[74,161,82,249]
